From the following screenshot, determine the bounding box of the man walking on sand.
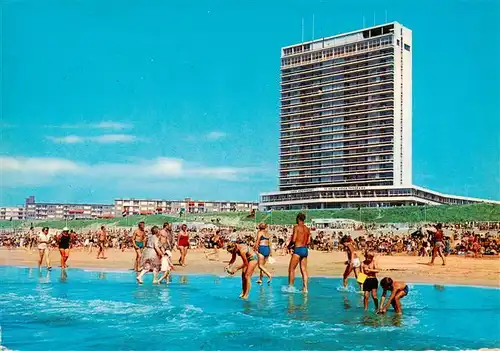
[96,226,108,259]
[288,213,311,293]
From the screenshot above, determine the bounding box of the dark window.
[397,39,400,46]
[404,44,411,52]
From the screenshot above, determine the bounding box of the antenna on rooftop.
[312,14,315,40]
[385,10,388,23]
[301,17,304,42]
[373,12,376,26]
[363,15,365,28]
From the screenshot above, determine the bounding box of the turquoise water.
[0,266,499,350]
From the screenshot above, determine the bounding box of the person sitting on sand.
[136,226,162,284]
[378,277,409,314]
[225,242,259,299]
[361,251,379,311]
[254,223,273,285]
[132,222,146,271]
[288,213,310,294]
[341,236,362,291]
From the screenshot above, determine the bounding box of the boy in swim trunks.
[132,222,146,271]
[378,277,409,314]
[288,213,311,293]
[341,236,362,291]
[361,251,379,311]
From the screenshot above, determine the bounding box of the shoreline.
[1,248,499,288]
[3,264,499,289]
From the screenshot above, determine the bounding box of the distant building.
[24,196,114,220]
[114,198,258,216]
[0,206,26,220]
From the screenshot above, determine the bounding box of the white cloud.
[0,156,81,174]
[205,131,227,141]
[54,121,133,130]
[47,134,138,144]
[92,121,133,130]
[91,134,137,143]
[0,156,262,187]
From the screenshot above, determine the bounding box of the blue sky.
[1,0,499,205]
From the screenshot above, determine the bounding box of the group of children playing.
[342,235,409,314]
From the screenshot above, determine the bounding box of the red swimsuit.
[178,233,189,247]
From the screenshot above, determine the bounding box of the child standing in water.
[360,251,379,311]
[378,277,409,314]
[225,242,259,299]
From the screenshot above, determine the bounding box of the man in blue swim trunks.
[288,213,311,293]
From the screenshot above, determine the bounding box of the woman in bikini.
[225,242,259,299]
[177,224,190,266]
[254,223,273,285]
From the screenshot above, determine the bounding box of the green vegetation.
[1,204,498,231]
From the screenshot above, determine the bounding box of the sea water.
[0,266,499,350]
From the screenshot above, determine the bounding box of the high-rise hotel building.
[260,22,498,209]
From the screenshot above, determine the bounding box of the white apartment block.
[115,198,258,216]
[24,196,114,220]
[260,22,497,210]
[0,206,25,220]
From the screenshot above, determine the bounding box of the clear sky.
[1,0,499,205]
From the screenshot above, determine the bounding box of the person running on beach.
[205,229,222,261]
[378,277,409,314]
[37,227,52,270]
[428,223,446,266]
[341,235,362,290]
[288,213,311,294]
[226,242,259,299]
[132,222,146,271]
[254,223,273,285]
[177,224,190,266]
[361,251,379,311]
[137,226,162,284]
[57,227,73,269]
[96,226,108,259]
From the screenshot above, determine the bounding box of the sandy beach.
[1,248,499,287]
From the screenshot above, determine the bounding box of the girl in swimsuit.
[254,223,273,285]
[177,224,189,266]
[226,242,259,299]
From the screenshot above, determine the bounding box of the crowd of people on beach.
[2,215,498,314]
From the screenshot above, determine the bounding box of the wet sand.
[1,248,499,287]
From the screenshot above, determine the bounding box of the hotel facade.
[260,22,498,210]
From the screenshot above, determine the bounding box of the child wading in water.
[360,251,379,311]
[378,277,409,314]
